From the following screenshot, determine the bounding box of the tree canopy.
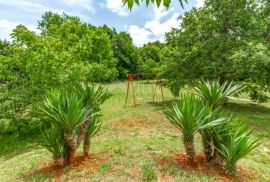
[162,0,270,101]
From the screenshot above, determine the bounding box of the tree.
[102,26,139,79]
[39,90,91,163]
[164,94,206,162]
[164,0,270,100]
[139,41,162,74]
[192,80,243,161]
[70,82,110,156]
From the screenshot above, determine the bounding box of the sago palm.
[198,108,226,162]
[39,90,90,163]
[83,114,102,156]
[164,94,205,162]
[41,126,65,166]
[193,80,243,109]
[70,82,110,156]
[215,120,260,174]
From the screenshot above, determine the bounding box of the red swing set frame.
[125,74,164,106]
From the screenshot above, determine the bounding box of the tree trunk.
[202,138,212,162]
[77,118,91,147]
[183,136,195,162]
[83,138,91,157]
[64,133,77,164]
[211,139,223,167]
[67,149,76,163]
[53,156,63,167]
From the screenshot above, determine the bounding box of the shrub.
[83,114,102,156]
[70,82,110,156]
[215,119,260,174]
[164,94,206,162]
[38,90,90,163]
[41,126,65,166]
[38,83,109,164]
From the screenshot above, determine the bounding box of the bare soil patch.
[157,153,259,182]
[113,114,174,130]
[25,151,113,181]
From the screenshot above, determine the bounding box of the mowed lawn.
[0,81,269,181]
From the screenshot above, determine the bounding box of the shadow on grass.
[147,100,174,110]
[0,134,41,161]
[225,102,270,115]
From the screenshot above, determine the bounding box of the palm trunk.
[83,138,91,157]
[202,137,212,162]
[77,118,91,147]
[53,156,63,167]
[67,149,76,163]
[211,139,223,167]
[64,133,77,163]
[183,136,195,162]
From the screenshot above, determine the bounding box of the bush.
[165,80,259,175]
[41,126,65,166]
[215,119,260,174]
[37,82,110,164]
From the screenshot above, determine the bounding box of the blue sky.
[0,0,204,46]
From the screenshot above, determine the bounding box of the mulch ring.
[157,153,260,182]
[25,151,113,181]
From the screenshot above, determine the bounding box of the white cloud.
[128,25,152,46]
[105,0,129,16]
[0,19,39,41]
[59,0,95,12]
[145,12,180,42]
[0,0,45,13]
[0,20,16,40]
[153,6,173,20]
[196,0,205,8]
[128,6,180,46]
[0,0,64,14]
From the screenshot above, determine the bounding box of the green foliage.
[231,42,270,102]
[215,119,260,174]
[69,82,110,155]
[164,0,270,101]
[164,94,204,141]
[38,88,92,163]
[122,0,188,9]
[164,93,210,161]
[37,83,109,162]
[38,90,90,132]
[41,126,65,164]
[70,82,111,111]
[138,41,170,75]
[86,114,102,139]
[0,11,135,136]
[193,80,243,110]
[165,80,259,172]
[103,26,139,79]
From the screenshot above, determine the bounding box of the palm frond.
[193,80,243,109]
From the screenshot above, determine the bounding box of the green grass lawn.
[0,81,269,181]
